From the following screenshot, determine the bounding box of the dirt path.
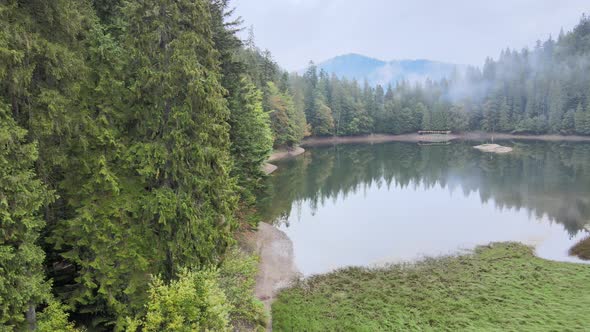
[241,223,300,331]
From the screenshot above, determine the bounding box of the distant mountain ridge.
[315,53,460,87]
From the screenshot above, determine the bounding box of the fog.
[232,0,588,70]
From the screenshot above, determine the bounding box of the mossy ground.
[272,243,590,331]
[570,236,590,260]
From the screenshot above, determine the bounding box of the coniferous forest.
[2,0,590,330]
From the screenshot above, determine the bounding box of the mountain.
[315,53,460,86]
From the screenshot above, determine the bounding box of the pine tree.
[498,97,514,132]
[266,82,306,147]
[123,0,238,273]
[229,77,273,193]
[575,102,590,134]
[303,62,319,131]
[548,80,565,132]
[0,102,52,329]
[421,105,432,130]
[313,100,335,136]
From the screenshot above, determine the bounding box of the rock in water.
[474,143,513,154]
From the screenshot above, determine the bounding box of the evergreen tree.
[498,97,514,132]
[575,102,590,134]
[0,103,52,330]
[313,100,335,136]
[229,77,273,194]
[266,82,306,147]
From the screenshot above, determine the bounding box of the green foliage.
[575,103,590,134]
[2,0,590,330]
[285,15,590,137]
[137,269,231,332]
[129,248,266,332]
[272,243,590,331]
[1,0,270,329]
[266,82,306,147]
[219,248,268,331]
[37,301,80,332]
[0,102,52,329]
[121,0,239,276]
[313,100,335,136]
[229,77,273,193]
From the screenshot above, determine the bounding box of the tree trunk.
[26,303,36,331]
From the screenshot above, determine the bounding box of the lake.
[259,141,590,276]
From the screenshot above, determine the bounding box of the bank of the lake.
[570,237,590,260]
[271,242,590,331]
[263,146,306,175]
[301,132,590,146]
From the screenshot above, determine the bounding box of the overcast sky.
[231,0,589,70]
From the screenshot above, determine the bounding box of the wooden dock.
[418,130,452,135]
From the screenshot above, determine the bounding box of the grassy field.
[272,243,590,331]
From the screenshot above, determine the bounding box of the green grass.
[570,236,590,260]
[272,243,590,331]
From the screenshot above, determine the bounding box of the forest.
[2,0,590,331]
[290,14,590,136]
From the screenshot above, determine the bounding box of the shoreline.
[301,132,590,147]
[271,242,590,331]
[240,222,300,331]
[263,146,305,175]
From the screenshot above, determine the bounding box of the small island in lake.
[474,143,513,154]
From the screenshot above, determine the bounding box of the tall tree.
[0,102,52,330]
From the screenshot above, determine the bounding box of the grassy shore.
[570,236,590,260]
[272,243,590,331]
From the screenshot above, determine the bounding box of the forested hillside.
[315,53,458,87]
[292,15,590,136]
[0,0,301,330]
[2,0,590,330]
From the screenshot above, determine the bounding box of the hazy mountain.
[315,53,460,86]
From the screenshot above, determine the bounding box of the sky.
[231,0,589,70]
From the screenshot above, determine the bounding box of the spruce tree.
[228,77,273,194]
[0,102,52,330]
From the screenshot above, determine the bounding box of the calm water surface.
[259,141,590,276]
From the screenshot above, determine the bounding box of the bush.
[138,269,231,332]
[126,248,266,332]
[37,301,79,332]
[220,248,268,331]
[570,236,590,260]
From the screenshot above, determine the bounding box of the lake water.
[259,141,590,276]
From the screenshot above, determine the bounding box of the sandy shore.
[301,132,590,147]
[262,163,278,175]
[263,146,306,175]
[268,146,305,162]
[240,223,300,331]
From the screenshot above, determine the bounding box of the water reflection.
[259,141,590,275]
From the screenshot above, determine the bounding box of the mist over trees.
[1,0,590,330]
[287,14,590,137]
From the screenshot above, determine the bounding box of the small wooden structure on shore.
[418,130,452,135]
[417,141,451,146]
